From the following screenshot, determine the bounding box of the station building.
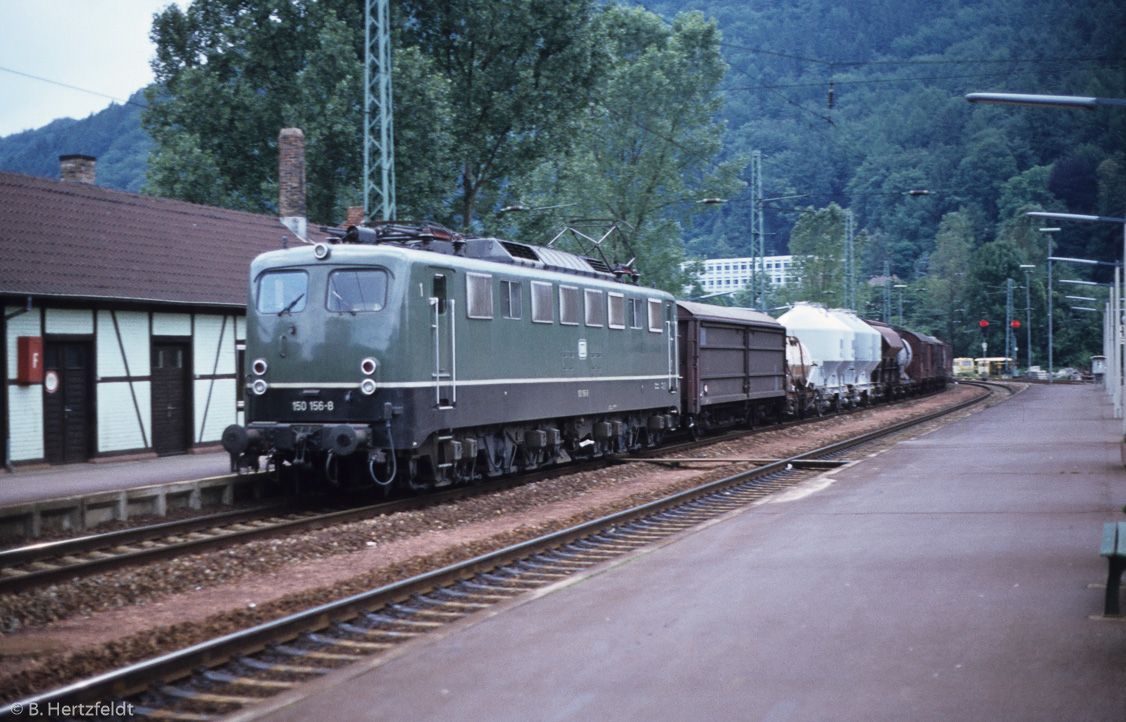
[0,135,322,468]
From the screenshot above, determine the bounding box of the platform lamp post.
[1040,228,1061,384]
[1029,212,1126,422]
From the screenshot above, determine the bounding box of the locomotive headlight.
[252,379,269,396]
[360,378,377,396]
[252,358,268,376]
[360,357,378,376]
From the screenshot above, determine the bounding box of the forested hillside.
[651,0,1125,363]
[0,91,149,192]
[2,0,1121,365]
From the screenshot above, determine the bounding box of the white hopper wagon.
[777,303,854,412]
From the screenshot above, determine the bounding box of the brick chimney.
[59,154,96,184]
[344,206,365,228]
[278,128,306,238]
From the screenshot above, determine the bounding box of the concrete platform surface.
[0,451,232,506]
[242,384,1126,722]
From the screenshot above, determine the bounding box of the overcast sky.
[0,0,185,138]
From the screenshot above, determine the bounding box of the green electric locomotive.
[222,223,680,491]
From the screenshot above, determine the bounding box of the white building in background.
[685,255,795,295]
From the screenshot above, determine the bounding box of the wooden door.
[151,342,190,455]
[43,341,92,464]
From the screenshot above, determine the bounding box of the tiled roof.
[0,170,328,308]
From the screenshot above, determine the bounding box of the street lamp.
[966,92,1126,109]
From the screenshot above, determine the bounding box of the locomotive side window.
[559,286,580,325]
[531,281,553,323]
[647,298,664,333]
[584,289,604,327]
[628,298,644,329]
[326,269,388,313]
[432,274,448,314]
[256,270,308,314]
[467,273,494,319]
[608,293,625,329]
[501,280,522,320]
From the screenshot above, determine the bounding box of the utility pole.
[749,150,765,311]
[1005,278,1014,376]
[364,0,395,222]
[882,261,891,323]
[844,209,855,311]
[1020,264,1034,371]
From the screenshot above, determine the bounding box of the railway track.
[0,381,1008,721]
[0,470,574,596]
[0,385,985,597]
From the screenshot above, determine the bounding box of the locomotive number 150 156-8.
[292,400,335,412]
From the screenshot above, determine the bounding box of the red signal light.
[979,319,989,328]
[1011,320,1020,329]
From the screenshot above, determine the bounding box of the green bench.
[1100,522,1126,616]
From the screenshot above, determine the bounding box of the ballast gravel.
[0,384,993,700]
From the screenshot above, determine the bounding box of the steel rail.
[0,386,972,595]
[0,381,1004,719]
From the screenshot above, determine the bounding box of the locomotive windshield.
[327,269,388,313]
[256,270,308,314]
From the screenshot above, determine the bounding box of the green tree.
[917,209,975,353]
[778,203,869,309]
[143,0,453,225]
[398,0,605,229]
[144,1,363,221]
[506,6,745,293]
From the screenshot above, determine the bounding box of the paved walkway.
[242,383,1126,722]
[0,451,231,506]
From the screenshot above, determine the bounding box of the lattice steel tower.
[749,150,765,311]
[364,0,396,221]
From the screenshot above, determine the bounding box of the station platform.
[242,383,1126,722]
[0,451,232,507]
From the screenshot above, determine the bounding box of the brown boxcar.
[676,301,787,432]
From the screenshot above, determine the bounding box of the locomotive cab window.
[432,274,448,314]
[467,273,494,319]
[647,299,664,333]
[256,270,308,314]
[326,269,388,313]
[531,281,553,323]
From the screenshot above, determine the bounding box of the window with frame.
[531,281,554,323]
[501,280,522,320]
[559,286,580,325]
[628,298,644,329]
[647,298,664,333]
[326,269,388,313]
[256,270,308,314]
[467,273,494,319]
[584,288,604,327]
[608,293,625,329]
